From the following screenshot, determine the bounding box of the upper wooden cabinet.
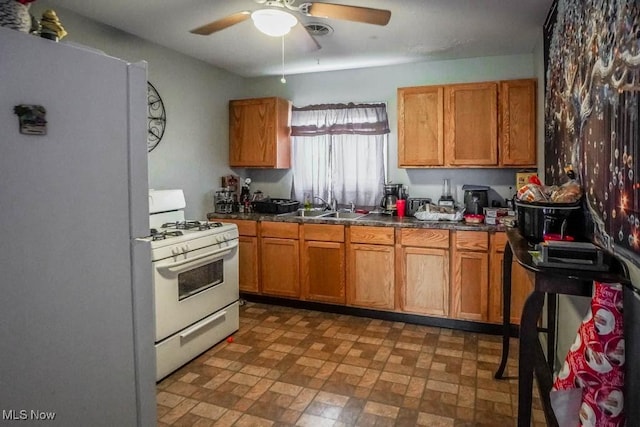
[229,97,291,168]
[398,79,536,168]
[444,82,498,166]
[499,79,537,166]
[398,86,444,166]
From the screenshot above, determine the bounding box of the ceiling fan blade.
[306,3,391,26]
[291,22,321,51]
[190,11,251,35]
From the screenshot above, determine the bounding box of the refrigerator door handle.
[179,310,227,341]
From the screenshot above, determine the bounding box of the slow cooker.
[515,200,584,243]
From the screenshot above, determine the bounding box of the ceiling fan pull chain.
[281,35,287,84]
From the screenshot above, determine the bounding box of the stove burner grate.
[150,229,184,241]
[161,221,223,231]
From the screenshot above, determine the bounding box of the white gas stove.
[149,190,239,381]
[148,220,238,262]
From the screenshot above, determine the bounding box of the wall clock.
[147,82,166,152]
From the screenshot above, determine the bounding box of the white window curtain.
[290,103,389,207]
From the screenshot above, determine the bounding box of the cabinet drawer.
[349,226,394,245]
[220,219,257,236]
[399,228,449,248]
[302,224,344,242]
[454,231,488,251]
[260,221,299,239]
[492,232,508,253]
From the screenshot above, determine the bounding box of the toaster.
[407,198,432,216]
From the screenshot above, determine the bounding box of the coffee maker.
[380,183,404,215]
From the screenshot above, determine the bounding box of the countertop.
[207,211,505,232]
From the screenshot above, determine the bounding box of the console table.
[494,228,629,427]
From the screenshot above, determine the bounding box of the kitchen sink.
[321,211,366,220]
[280,209,328,217]
[279,209,366,220]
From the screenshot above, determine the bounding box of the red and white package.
[551,281,625,427]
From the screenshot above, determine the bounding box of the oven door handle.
[179,310,227,341]
[158,245,235,272]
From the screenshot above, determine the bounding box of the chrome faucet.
[313,196,332,210]
[348,201,355,212]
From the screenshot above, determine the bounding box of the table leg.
[547,292,557,372]
[518,289,546,427]
[494,242,513,379]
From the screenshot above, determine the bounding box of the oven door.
[153,239,239,342]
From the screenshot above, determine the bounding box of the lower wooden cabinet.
[397,229,450,317]
[489,232,534,324]
[238,236,259,293]
[260,221,300,298]
[347,226,395,310]
[219,219,259,293]
[222,217,533,327]
[450,230,489,321]
[301,224,346,304]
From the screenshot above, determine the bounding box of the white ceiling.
[51,0,554,78]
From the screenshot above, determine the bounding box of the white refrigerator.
[0,27,155,425]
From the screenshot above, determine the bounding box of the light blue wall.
[33,2,246,219]
[33,2,542,214]
[237,54,539,205]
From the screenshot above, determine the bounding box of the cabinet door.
[451,250,489,321]
[238,235,259,294]
[220,219,257,237]
[347,244,395,310]
[398,86,444,166]
[302,241,345,304]
[218,219,259,294]
[229,97,290,168]
[500,79,537,166]
[260,237,299,298]
[444,82,498,166]
[451,230,489,322]
[398,246,449,317]
[488,232,535,324]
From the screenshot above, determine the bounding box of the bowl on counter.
[463,214,485,224]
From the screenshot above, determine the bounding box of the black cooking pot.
[515,200,584,243]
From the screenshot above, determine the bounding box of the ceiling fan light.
[251,9,297,37]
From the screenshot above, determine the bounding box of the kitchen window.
[290,103,389,207]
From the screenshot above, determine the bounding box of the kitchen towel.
[550,281,625,427]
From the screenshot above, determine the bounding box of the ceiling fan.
[190,0,391,50]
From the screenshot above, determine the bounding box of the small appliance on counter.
[515,199,584,243]
[462,184,490,214]
[380,183,404,215]
[214,188,234,213]
[251,198,299,214]
[438,178,455,207]
[407,198,432,216]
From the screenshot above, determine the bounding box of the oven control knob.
[171,247,180,256]
[216,235,223,243]
[182,244,189,253]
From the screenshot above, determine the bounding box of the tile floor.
[157,302,545,426]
